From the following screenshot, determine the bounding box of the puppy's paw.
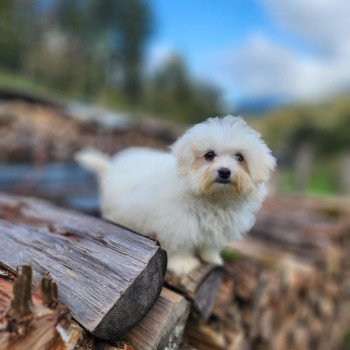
[167,255,200,276]
[199,249,224,266]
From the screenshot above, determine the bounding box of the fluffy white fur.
[76,116,276,275]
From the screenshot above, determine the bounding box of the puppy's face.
[171,116,276,198]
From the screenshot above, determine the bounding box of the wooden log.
[211,273,235,321]
[0,265,70,350]
[0,163,99,214]
[0,192,167,341]
[183,313,245,350]
[54,288,190,350]
[179,344,198,350]
[165,264,224,319]
[126,288,190,350]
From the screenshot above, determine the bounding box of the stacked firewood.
[1,194,349,350]
[184,195,350,350]
[0,100,178,163]
[1,95,350,349]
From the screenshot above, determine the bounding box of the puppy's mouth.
[215,179,231,184]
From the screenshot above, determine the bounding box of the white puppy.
[76,116,275,275]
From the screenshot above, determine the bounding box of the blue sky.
[147,0,350,107]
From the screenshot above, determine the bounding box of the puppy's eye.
[204,151,216,161]
[235,153,244,163]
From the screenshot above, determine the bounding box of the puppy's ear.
[171,134,195,175]
[250,150,276,184]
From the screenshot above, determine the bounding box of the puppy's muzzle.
[217,167,231,183]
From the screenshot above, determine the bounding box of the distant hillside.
[247,95,350,153]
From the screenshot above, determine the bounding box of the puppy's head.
[171,116,276,198]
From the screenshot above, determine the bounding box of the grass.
[0,69,146,115]
[340,331,350,350]
[221,246,242,262]
[0,69,61,99]
[281,167,338,197]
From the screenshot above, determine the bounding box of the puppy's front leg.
[199,247,224,265]
[167,253,200,276]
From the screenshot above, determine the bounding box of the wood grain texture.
[165,264,224,319]
[0,192,167,340]
[47,287,190,350]
[127,288,190,350]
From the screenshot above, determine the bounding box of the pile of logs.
[183,195,350,350]
[1,94,350,349]
[0,192,223,350]
[0,99,178,164]
[1,192,350,349]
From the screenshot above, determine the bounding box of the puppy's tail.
[75,148,110,177]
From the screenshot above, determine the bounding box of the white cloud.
[213,0,350,103]
[264,0,350,56]
[223,34,350,102]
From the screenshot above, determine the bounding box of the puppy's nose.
[218,167,231,179]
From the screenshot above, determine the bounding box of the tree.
[53,0,152,101]
[0,0,37,71]
[90,0,152,102]
[146,55,223,123]
[0,0,152,103]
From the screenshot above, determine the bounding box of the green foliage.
[0,0,222,120]
[249,97,350,154]
[0,0,37,70]
[248,96,350,196]
[340,330,350,350]
[281,162,339,196]
[221,246,242,262]
[0,0,152,104]
[145,56,223,123]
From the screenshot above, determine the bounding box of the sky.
[147,0,350,108]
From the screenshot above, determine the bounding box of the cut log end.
[165,263,224,319]
[93,247,167,340]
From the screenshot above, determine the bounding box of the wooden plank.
[0,192,167,341]
[165,264,224,319]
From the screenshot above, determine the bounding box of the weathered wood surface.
[165,264,224,319]
[126,288,190,350]
[0,264,210,350]
[0,192,167,340]
[0,265,70,350]
[2,189,350,349]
